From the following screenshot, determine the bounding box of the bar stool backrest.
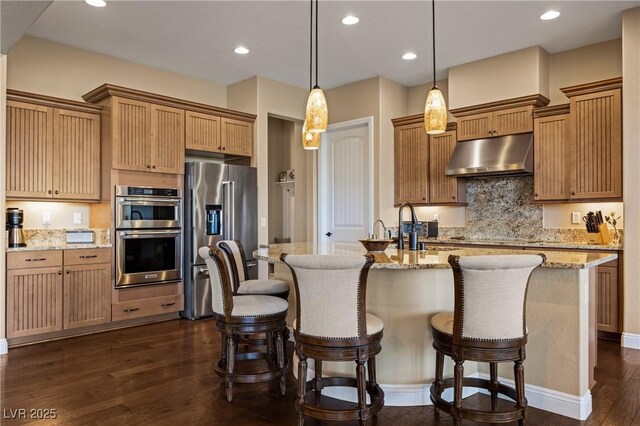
[218,240,248,292]
[449,254,545,342]
[199,246,233,318]
[282,254,374,339]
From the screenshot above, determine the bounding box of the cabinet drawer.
[7,250,62,270]
[64,248,111,265]
[112,294,183,322]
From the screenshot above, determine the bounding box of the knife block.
[586,225,611,244]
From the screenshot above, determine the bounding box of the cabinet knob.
[452,196,455,200]
[146,165,151,169]
[534,193,538,197]
[54,190,59,195]
[218,146,222,150]
[66,270,70,275]
[571,191,576,196]
[423,197,426,201]
[48,190,52,195]
[58,270,62,275]
[152,165,156,169]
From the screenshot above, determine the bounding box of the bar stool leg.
[433,351,444,417]
[314,360,323,397]
[490,361,499,411]
[297,354,308,426]
[225,334,236,402]
[453,360,464,426]
[356,359,368,425]
[514,360,526,425]
[275,331,287,397]
[367,356,377,387]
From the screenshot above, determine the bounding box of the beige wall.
[448,46,550,109]
[543,202,624,229]
[267,117,290,243]
[549,38,622,105]
[6,202,92,229]
[1,54,7,348]
[623,8,640,340]
[7,36,227,105]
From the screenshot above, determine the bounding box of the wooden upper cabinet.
[567,87,622,200]
[457,106,534,141]
[394,122,428,205]
[150,104,185,174]
[6,100,54,198]
[53,109,101,200]
[429,129,465,204]
[186,111,221,152]
[6,93,102,201]
[111,97,151,172]
[221,117,253,156]
[533,106,570,201]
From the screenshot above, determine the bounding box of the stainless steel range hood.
[445,133,534,177]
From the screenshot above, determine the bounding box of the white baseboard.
[0,338,8,355]
[622,332,640,350]
[476,373,592,420]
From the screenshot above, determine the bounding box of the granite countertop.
[419,237,623,251]
[6,243,112,252]
[254,242,617,270]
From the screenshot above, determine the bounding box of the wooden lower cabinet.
[112,294,184,322]
[597,261,619,333]
[63,263,111,329]
[6,249,112,340]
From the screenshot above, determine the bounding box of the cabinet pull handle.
[123,307,140,312]
[161,302,176,307]
[26,258,46,262]
[79,255,98,259]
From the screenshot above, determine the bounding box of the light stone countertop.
[418,237,623,251]
[254,242,617,270]
[6,243,112,252]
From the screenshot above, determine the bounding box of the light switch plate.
[434,213,440,222]
[73,212,82,225]
[42,212,51,225]
[260,217,267,227]
[571,212,581,224]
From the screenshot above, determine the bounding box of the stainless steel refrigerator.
[181,161,258,319]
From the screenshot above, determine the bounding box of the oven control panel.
[116,186,180,198]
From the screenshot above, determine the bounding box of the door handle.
[246,262,257,268]
[325,232,333,237]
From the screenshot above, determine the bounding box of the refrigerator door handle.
[222,181,230,240]
[229,181,236,240]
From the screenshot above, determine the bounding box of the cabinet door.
[7,267,63,338]
[63,263,111,329]
[53,109,101,200]
[429,130,462,203]
[6,100,54,198]
[597,265,618,333]
[394,123,428,205]
[185,111,221,153]
[533,114,569,201]
[150,104,185,174]
[456,112,492,141]
[221,117,253,156]
[569,89,622,199]
[111,97,151,172]
[493,106,533,136]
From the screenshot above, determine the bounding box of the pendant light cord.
[432,0,436,88]
[310,0,313,91]
[315,0,319,88]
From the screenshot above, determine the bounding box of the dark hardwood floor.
[1,319,639,425]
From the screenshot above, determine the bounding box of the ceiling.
[20,0,640,90]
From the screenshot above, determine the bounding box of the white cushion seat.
[237,279,289,295]
[294,313,384,337]
[231,295,288,317]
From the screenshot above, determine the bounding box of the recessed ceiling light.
[341,15,359,25]
[540,10,560,20]
[402,52,417,60]
[234,47,250,55]
[85,0,106,7]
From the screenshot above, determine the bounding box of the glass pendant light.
[305,0,328,134]
[424,0,447,134]
[302,119,320,150]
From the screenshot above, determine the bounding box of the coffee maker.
[6,208,26,247]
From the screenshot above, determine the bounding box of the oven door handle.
[118,230,182,237]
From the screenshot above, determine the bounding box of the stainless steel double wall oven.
[115,185,183,288]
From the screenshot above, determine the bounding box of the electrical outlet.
[433,213,440,222]
[73,212,83,225]
[571,212,581,224]
[260,217,267,227]
[42,212,51,225]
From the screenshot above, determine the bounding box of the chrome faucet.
[397,202,418,250]
[372,219,387,239]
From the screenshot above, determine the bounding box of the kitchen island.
[254,242,617,420]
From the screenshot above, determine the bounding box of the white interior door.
[318,119,373,242]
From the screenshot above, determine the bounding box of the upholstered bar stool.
[218,240,290,299]
[430,254,545,425]
[281,253,384,425]
[199,246,289,402]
